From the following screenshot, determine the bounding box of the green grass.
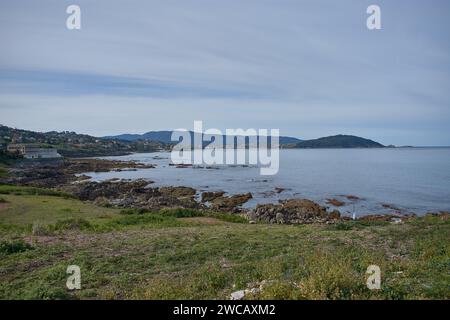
[327,220,390,231]
[0,185,75,199]
[121,207,248,224]
[0,186,449,300]
[0,193,119,226]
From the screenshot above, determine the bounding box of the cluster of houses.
[6,144,62,159]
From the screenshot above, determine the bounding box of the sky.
[0,0,449,146]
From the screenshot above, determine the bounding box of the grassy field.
[0,186,448,300]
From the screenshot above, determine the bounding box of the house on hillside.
[7,144,62,159]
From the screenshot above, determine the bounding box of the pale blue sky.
[0,0,449,145]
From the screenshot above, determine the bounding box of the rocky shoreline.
[1,158,154,188]
[1,158,447,224]
[63,179,347,224]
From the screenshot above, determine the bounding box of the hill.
[106,131,175,144]
[293,135,384,148]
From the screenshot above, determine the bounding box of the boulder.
[210,193,253,212]
[159,186,196,198]
[201,191,225,203]
[230,290,245,300]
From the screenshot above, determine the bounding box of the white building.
[7,144,62,159]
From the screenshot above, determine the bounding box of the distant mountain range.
[103,131,303,146]
[104,131,385,148]
[0,124,386,159]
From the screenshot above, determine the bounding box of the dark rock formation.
[64,180,200,210]
[1,158,154,188]
[247,199,341,224]
[209,193,253,212]
[274,187,285,194]
[326,198,345,206]
[201,191,225,203]
[64,179,152,201]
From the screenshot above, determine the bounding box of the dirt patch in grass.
[0,202,8,211]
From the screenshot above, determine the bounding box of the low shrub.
[0,240,34,255]
[120,208,150,215]
[160,208,204,218]
[329,222,353,231]
[328,220,389,231]
[108,213,183,228]
[210,212,248,223]
[32,222,53,236]
[51,218,92,231]
[121,207,247,223]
